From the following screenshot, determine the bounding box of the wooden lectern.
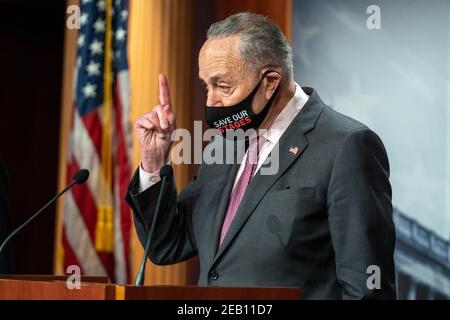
[0,275,301,300]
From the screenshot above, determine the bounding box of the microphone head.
[159,165,173,179]
[73,169,89,184]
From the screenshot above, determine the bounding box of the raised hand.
[135,74,176,173]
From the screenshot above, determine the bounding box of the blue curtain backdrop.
[292,0,450,299]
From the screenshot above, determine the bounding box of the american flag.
[62,0,132,283]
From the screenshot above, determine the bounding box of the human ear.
[264,71,281,100]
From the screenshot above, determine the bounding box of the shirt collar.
[261,83,310,144]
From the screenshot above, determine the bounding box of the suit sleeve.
[125,167,200,265]
[327,128,397,299]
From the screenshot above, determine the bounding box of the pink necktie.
[219,137,265,246]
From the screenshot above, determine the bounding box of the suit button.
[209,270,219,280]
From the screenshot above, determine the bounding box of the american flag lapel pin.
[289,146,299,155]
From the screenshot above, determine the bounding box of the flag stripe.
[80,110,103,157]
[64,192,107,276]
[114,81,132,282]
[71,111,101,202]
[117,71,132,164]
[113,168,127,283]
[62,229,83,275]
[62,0,131,284]
[67,158,98,243]
[68,158,117,280]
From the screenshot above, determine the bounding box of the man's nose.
[206,92,223,107]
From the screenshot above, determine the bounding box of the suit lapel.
[210,87,324,267]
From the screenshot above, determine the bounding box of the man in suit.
[126,13,396,299]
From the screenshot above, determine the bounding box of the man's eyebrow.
[198,74,231,83]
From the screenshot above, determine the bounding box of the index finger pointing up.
[158,73,172,107]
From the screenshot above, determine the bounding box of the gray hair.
[207,12,294,81]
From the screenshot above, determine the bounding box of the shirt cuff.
[139,163,162,192]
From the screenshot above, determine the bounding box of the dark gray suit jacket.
[126,87,396,299]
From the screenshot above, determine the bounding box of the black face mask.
[204,71,280,137]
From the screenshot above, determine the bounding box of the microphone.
[135,164,173,286]
[0,169,89,257]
